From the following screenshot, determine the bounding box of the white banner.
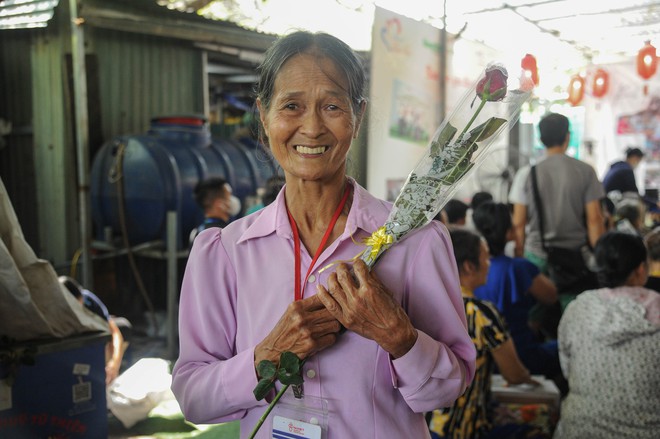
[367,7,504,202]
[367,7,444,200]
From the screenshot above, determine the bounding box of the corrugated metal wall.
[90,28,204,140]
[0,5,80,266]
[0,30,39,249]
[1,16,205,267]
[31,15,76,266]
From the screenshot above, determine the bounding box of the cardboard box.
[0,332,109,438]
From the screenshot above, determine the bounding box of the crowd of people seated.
[432,112,659,438]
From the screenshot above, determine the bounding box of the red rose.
[476,65,508,102]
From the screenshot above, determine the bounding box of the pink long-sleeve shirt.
[171,179,475,438]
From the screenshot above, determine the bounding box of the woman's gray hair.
[255,31,366,116]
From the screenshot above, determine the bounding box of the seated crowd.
[432,184,659,438]
[436,193,660,438]
[430,112,660,438]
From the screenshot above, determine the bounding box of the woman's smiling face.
[257,52,363,184]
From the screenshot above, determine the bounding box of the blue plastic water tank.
[90,116,279,248]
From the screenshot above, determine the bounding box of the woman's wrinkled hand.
[254,294,342,373]
[316,260,417,358]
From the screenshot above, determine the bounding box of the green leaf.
[253,377,275,401]
[430,123,457,156]
[279,351,301,374]
[256,360,277,380]
[278,369,304,386]
[441,162,474,185]
[468,117,506,143]
[252,352,304,402]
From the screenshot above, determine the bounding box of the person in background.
[509,113,605,271]
[644,227,660,292]
[430,228,540,439]
[465,191,493,231]
[471,191,494,211]
[554,232,660,439]
[245,175,286,215]
[600,196,616,232]
[171,31,475,438]
[58,276,129,385]
[261,175,286,207]
[442,198,469,226]
[602,147,645,196]
[613,199,644,235]
[603,147,660,214]
[647,205,660,230]
[189,177,241,244]
[472,202,564,392]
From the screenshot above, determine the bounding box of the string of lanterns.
[553,41,658,106]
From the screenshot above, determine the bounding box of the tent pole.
[69,0,93,288]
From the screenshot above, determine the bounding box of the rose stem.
[459,98,487,141]
[248,384,290,439]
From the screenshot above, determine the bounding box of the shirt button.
[307,274,316,283]
[306,369,316,379]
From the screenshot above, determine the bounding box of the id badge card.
[270,387,328,439]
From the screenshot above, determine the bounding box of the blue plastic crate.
[0,332,109,438]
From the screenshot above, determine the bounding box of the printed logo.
[380,17,409,55]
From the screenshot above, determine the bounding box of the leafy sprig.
[249,351,304,439]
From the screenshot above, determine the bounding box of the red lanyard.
[287,185,350,302]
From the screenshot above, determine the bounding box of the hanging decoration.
[521,53,539,86]
[637,40,657,95]
[567,74,585,106]
[592,69,609,98]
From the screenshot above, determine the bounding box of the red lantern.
[521,53,539,86]
[637,41,657,95]
[567,75,585,106]
[592,69,609,98]
[637,40,658,80]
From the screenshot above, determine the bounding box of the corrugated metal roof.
[0,0,60,30]
[80,0,277,52]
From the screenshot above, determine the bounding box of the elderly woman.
[171,31,475,438]
[554,231,660,439]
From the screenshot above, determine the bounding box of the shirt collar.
[237,177,388,244]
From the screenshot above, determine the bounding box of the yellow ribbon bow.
[363,226,394,263]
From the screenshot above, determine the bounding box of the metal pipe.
[440,0,447,122]
[69,0,92,287]
[166,211,178,360]
[202,51,210,118]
